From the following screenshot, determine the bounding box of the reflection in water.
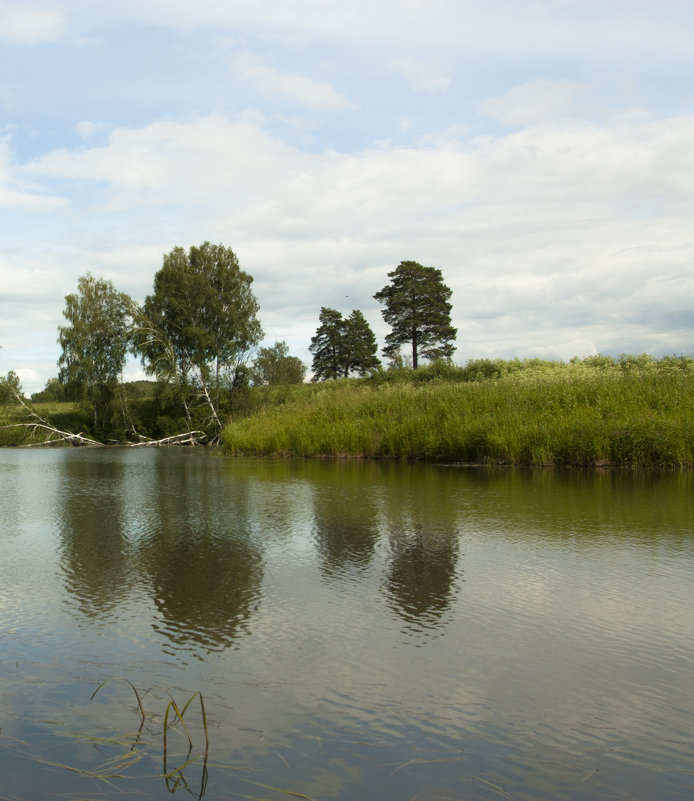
[309,462,380,580]
[57,452,131,619]
[134,453,264,654]
[385,525,460,631]
[57,450,264,654]
[378,465,462,632]
[139,527,263,654]
[19,450,691,801]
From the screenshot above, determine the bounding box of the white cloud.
[0,137,66,210]
[233,55,354,110]
[16,110,694,336]
[389,57,452,93]
[3,0,694,391]
[75,120,113,139]
[23,116,309,212]
[0,2,66,44]
[480,80,585,126]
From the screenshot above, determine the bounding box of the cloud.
[480,80,585,127]
[22,117,309,211]
[0,2,66,44]
[233,55,354,110]
[389,57,452,93]
[7,92,694,392]
[75,121,113,140]
[0,137,67,210]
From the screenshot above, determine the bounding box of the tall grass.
[221,357,694,467]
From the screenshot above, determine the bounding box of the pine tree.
[309,307,381,380]
[374,260,456,368]
[343,310,380,376]
[309,307,347,380]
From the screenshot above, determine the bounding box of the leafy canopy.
[253,341,307,386]
[133,242,263,435]
[137,242,262,382]
[58,273,134,432]
[342,309,380,376]
[0,371,23,405]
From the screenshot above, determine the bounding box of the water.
[0,448,693,800]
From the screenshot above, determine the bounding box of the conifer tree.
[374,260,456,368]
[309,307,347,380]
[343,310,380,376]
[309,307,380,379]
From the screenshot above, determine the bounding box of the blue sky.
[1,0,694,393]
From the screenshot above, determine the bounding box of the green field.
[221,356,694,468]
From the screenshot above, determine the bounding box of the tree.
[373,260,456,368]
[342,310,380,376]
[31,377,66,403]
[134,242,262,434]
[253,341,306,386]
[309,307,381,380]
[0,371,23,405]
[309,307,348,381]
[58,273,134,433]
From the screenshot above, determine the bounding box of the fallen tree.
[1,389,207,447]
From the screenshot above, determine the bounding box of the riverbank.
[221,357,694,468]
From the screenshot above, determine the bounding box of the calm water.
[0,448,693,801]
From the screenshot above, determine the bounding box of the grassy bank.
[221,357,694,468]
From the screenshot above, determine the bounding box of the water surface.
[1,448,692,800]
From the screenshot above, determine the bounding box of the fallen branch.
[2,387,207,447]
[1,387,106,447]
[2,421,104,447]
[126,431,207,447]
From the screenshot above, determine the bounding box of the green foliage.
[30,377,66,403]
[0,370,23,404]
[134,242,263,436]
[138,242,262,379]
[309,306,380,380]
[374,260,457,368]
[222,355,694,467]
[343,309,380,376]
[253,341,307,385]
[57,273,134,435]
[309,307,348,380]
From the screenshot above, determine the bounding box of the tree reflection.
[385,524,460,631]
[309,462,380,580]
[380,465,462,634]
[136,454,264,653]
[57,452,131,619]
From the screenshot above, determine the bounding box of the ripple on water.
[1,451,694,801]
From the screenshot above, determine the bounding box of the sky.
[1,0,693,394]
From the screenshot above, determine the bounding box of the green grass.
[0,401,91,446]
[221,357,694,468]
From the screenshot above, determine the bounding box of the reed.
[221,357,694,467]
[17,678,316,801]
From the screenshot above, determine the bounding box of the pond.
[0,448,693,800]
